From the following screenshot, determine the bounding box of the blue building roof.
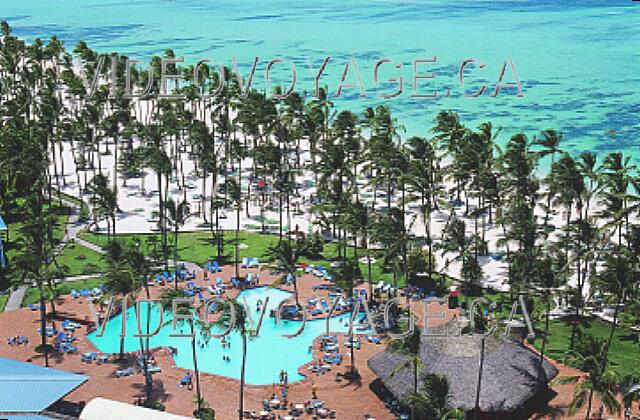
[0,357,87,413]
[0,215,6,230]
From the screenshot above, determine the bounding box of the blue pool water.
[88,287,364,385]
[0,0,638,169]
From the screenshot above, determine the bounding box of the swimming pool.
[88,287,365,385]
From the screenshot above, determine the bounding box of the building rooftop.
[368,334,558,413]
[0,357,87,414]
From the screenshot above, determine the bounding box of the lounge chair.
[320,300,329,312]
[63,344,78,353]
[38,326,57,337]
[180,373,193,386]
[367,335,381,344]
[82,352,97,363]
[212,261,222,272]
[115,367,134,378]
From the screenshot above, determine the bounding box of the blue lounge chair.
[39,326,57,337]
[82,352,97,363]
[63,344,78,353]
[115,367,134,378]
[367,335,381,344]
[212,261,222,272]
[180,372,193,386]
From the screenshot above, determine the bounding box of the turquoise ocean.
[1,0,638,166]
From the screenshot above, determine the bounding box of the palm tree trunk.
[174,226,179,290]
[539,295,551,367]
[38,282,49,367]
[585,388,594,420]
[190,321,202,412]
[238,331,247,420]
[603,294,623,368]
[158,173,167,270]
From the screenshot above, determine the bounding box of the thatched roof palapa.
[368,334,558,413]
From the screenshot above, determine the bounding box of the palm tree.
[267,239,305,306]
[372,207,410,289]
[591,245,638,364]
[406,136,440,284]
[599,152,636,246]
[333,258,361,375]
[403,373,465,420]
[556,334,621,420]
[212,299,249,420]
[534,130,563,226]
[165,197,191,283]
[144,128,173,269]
[104,240,153,401]
[550,154,585,259]
[103,258,141,360]
[86,173,118,236]
[159,288,204,413]
[389,329,423,397]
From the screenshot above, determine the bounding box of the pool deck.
[0,264,410,419]
[0,263,623,420]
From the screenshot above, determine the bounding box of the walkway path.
[4,285,27,312]
[2,194,201,312]
[58,197,104,254]
[3,196,97,313]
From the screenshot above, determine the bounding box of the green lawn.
[0,294,8,312]
[23,277,105,306]
[78,230,400,285]
[458,288,640,379]
[532,317,640,378]
[3,202,71,281]
[51,243,107,276]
